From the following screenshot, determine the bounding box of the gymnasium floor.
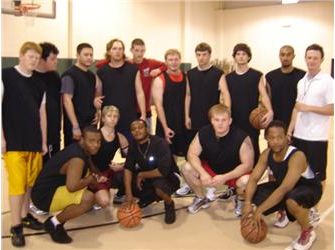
[1,126,333,250]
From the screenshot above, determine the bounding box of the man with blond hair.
[2,41,47,246]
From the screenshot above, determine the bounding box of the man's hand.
[164,127,175,144]
[185,117,192,130]
[200,172,213,186]
[41,143,48,156]
[149,69,161,78]
[94,96,104,110]
[212,175,226,186]
[72,127,82,140]
[242,202,253,217]
[136,172,145,191]
[1,138,6,155]
[260,110,273,128]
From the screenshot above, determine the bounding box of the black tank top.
[92,132,121,172]
[97,62,138,130]
[198,125,247,174]
[156,72,186,135]
[187,66,222,129]
[226,68,262,137]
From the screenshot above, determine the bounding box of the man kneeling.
[32,126,106,243]
[181,104,254,216]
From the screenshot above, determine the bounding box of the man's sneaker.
[274,210,289,228]
[164,201,176,224]
[113,194,126,205]
[292,227,316,250]
[10,224,25,247]
[22,213,44,230]
[309,207,320,227]
[176,183,192,196]
[234,197,244,217]
[206,187,216,202]
[44,217,72,244]
[218,187,236,201]
[29,203,48,215]
[187,197,210,214]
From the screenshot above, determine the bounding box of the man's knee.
[81,190,95,205]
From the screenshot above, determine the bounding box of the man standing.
[226,43,273,162]
[61,43,98,146]
[124,119,180,224]
[181,104,254,216]
[266,45,305,126]
[96,39,146,141]
[152,49,187,156]
[288,44,333,189]
[243,120,322,250]
[32,126,105,244]
[2,42,47,247]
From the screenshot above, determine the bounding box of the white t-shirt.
[294,72,333,141]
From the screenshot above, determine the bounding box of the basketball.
[249,106,268,129]
[240,215,267,244]
[117,203,142,228]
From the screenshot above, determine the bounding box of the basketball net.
[14,1,40,26]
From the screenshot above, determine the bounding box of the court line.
[1,205,188,239]
[284,205,334,250]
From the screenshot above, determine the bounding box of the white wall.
[218,2,334,74]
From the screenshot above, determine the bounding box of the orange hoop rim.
[14,3,41,13]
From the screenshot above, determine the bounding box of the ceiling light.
[282,0,299,4]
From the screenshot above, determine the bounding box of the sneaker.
[10,224,25,247]
[187,197,210,214]
[44,217,72,244]
[218,187,236,201]
[206,187,216,202]
[292,227,316,250]
[234,197,244,217]
[29,203,48,215]
[92,204,102,211]
[22,213,44,230]
[164,201,176,224]
[309,207,320,227]
[113,194,126,205]
[274,210,289,228]
[176,183,192,196]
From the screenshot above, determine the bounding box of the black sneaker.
[10,224,25,247]
[44,217,72,244]
[113,194,126,205]
[164,201,176,224]
[217,187,236,201]
[22,213,44,230]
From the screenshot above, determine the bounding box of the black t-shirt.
[34,70,61,145]
[97,62,138,131]
[125,135,179,177]
[266,68,305,126]
[2,67,46,151]
[226,68,262,137]
[187,66,222,130]
[31,143,90,211]
[198,125,247,174]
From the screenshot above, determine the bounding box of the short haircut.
[164,49,181,60]
[105,38,125,61]
[19,41,42,56]
[82,125,101,137]
[130,119,148,128]
[76,43,93,55]
[195,42,212,54]
[131,38,145,48]
[208,104,231,120]
[102,105,119,118]
[280,45,294,54]
[264,120,287,137]
[39,42,59,60]
[232,43,252,62]
[305,43,324,59]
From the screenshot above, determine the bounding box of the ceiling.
[220,0,321,10]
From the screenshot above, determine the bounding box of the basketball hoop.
[13,0,40,16]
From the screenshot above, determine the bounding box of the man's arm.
[65,158,95,192]
[258,75,274,127]
[39,94,47,155]
[94,75,104,110]
[255,151,307,216]
[135,71,146,120]
[2,81,6,154]
[218,74,231,109]
[212,136,254,186]
[151,75,174,143]
[294,103,334,116]
[148,59,167,78]
[287,105,298,141]
[184,78,192,129]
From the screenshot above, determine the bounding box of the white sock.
[51,216,61,226]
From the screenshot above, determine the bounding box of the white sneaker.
[309,207,320,227]
[176,183,192,196]
[234,197,244,217]
[274,210,289,228]
[93,204,102,211]
[187,197,210,214]
[206,187,216,201]
[293,228,316,250]
[29,203,48,215]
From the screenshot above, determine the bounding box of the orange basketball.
[249,106,267,129]
[240,215,267,244]
[117,203,142,228]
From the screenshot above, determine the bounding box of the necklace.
[137,138,151,159]
[301,77,314,101]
